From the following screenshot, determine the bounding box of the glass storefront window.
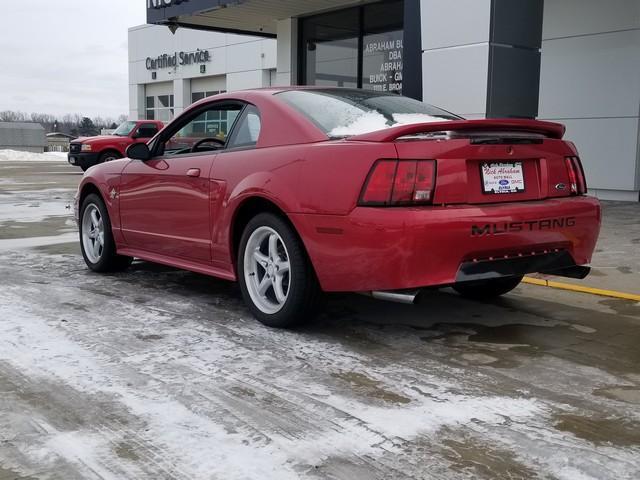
[362,2,404,93]
[145,96,155,120]
[300,0,404,93]
[191,90,226,104]
[301,8,359,88]
[145,94,174,122]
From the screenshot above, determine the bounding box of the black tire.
[237,212,322,328]
[79,193,133,273]
[99,151,121,164]
[453,275,523,300]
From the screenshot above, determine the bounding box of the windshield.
[277,89,462,137]
[113,121,137,136]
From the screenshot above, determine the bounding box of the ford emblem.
[499,180,509,186]
[555,183,566,190]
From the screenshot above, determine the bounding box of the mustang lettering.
[471,217,577,236]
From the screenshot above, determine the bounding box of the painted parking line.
[522,276,640,302]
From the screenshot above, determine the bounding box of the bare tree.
[92,116,106,129]
[1,110,127,136]
[0,111,28,122]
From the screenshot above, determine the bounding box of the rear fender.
[213,172,302,266]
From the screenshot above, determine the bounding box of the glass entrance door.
[300,0,404,94]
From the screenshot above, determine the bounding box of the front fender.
[77,160,131,244]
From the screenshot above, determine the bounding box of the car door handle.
[186,168,201,177]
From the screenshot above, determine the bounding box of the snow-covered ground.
[0,149,68,162]
[0,149,76,235]
[1,154,639,480]
[2,249,640,480]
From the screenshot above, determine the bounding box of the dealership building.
[132,0,640,201]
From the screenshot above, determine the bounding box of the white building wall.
[128,24,277,119]
[539,0,640,201]
[420,0,491,119]
[275,19,298,86]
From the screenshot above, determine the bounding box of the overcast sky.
[0,1,146,120]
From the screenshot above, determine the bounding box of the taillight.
[414,161,436,201]
[564,156,587,195]
[359,160,396,204]
[359,159,436,206]
[572,156,587,194]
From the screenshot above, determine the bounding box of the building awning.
[147,0,365,37]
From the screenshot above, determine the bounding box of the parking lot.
[1,153,639,479]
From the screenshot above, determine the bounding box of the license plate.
[481,162,525,194]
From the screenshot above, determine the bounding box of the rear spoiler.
[348,119,566,142]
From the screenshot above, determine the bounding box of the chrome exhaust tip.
[369,290,419,305]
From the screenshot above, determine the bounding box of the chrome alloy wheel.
[82,204,105,263]
[244,226,291,314]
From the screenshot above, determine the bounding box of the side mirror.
[126,142,151,161]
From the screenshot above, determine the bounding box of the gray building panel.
[486,0,544,119]
[486,45,541,119]
[490,0,543,49]
[539,0,640,200]
[0,122,47,153]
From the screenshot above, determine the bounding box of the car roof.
[193,86,404,103]
[179,86,447,147]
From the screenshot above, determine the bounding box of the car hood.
[84,157,131,176]
[72,135,124,144]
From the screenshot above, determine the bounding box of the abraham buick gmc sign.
[147,0,189,8]
[147,0,236,24]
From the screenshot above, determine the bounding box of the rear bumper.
[456,250,591,282]
[68,152,100,169]
[290,196,601,292]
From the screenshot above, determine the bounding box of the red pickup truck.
[68,120,164,171]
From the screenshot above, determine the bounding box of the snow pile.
[329,111,452,137]
[0,149,67,162]
[47,151,69,159]
[329,111,389,136]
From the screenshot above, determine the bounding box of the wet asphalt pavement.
[0,155,639,480]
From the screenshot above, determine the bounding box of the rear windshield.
[276,89,462,138]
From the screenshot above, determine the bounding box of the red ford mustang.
[75,87,601,328]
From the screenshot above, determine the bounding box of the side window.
[136,123,159,138]
[162,103,243,155]
[227,105,262,149]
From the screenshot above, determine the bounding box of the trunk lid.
[351,119,577,205]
